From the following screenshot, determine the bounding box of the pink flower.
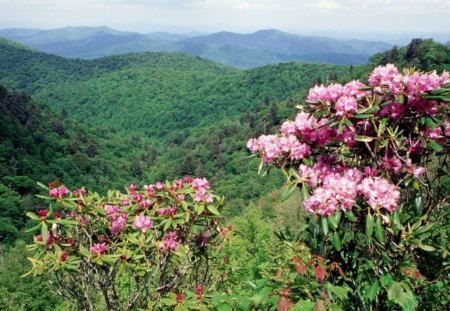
[155,181,165,191]
[90,243,107,256]
[73,188,86,197]
[110,214,128,235]
[143,184,156,197]
[192,178,210,190]
[342,80,368,100]
[159,231,178,252]
[104,205,121,219]
[335,95,358,117]
[368,64,403,95]
[37,210,48,217]
[382,156,402,174]
[60,251,69,262]
[358,177,400,212]
[49,186,69,199]
[133,215,153,233]
[129,184,138,192]
[139,199,152,209]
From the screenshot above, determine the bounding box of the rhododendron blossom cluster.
[248,64,450,216]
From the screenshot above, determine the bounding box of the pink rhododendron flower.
[49,186,69,199]
[104,205,121,219]
[358,177,400,212]
[368,64,403,95]
[382,156,402,174]
[37,209,48,217]
[133,215,153,233]
[90,243,107,256]
[192,177,210,190]
[129,184,138,192]
[335,95,358,117]
[307,83,343,102]
[73,188,86,197]
[159,231,178,252]
[342,80,368,100]
[110,214,128,235]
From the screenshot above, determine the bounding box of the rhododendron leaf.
[26,212,40,221]
[328,211,340,229]
[301,184,310,201]
[281,185,297,202]
[344,211,356,222]
[321,217,329,235]
[35,194,52,200]
[36,181,50,190]
[333,232,341,251]
[365,214,374,240]
[417,243,436,252]
[41,222,48,242]
[413,196,423,215]
[374,218,384,243]
[344,118,354,127]
[353,113,373,119]
[428,140,443,152]
[207,205,220,216]
[354,135,375,142]
[424,117,437,129]
[197,204,205,215]
[289,167,301,181]
[25,223,42,233]
[160,298,177,306]
[163,219,172,231]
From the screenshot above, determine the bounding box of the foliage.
[248,64,450,309]
[25,178,225,310]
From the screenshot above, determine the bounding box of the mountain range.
[0,26,393,68]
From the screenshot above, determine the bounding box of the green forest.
[0,37,449,310]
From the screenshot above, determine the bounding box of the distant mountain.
[0,26,392,68]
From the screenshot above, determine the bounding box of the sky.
[0,0,449,39]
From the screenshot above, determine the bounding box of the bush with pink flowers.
[248,64,450,309]
[25,178,225,310]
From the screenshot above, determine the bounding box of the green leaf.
[425,117,437,129]
[325,283,350,300]
[301,184,310,201]
[160,298,177,306]
[321,217,329,235]
[417,243,436,252]
[36,181,50,190]
[216,304,232,311]
[35,194,52,200]
[206,205,220,216]
[332,232,341,251]
[292,299,315,311]
[365,214,374,240]
[428,140,443,152]
[281,184,297,202]
[387,282,417,311]
[353,114,373,119]
[380,275,393,287]
[374,218,384,243]
[328,211,340,229]
[41,222,48,242]
[364,282,380,302]
[26,212,40,221]
[344,211,356,222]
[25,223,42,233]
[413,195,423,215]
[354,135,375,142]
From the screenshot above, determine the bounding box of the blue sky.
[0,0,449,38]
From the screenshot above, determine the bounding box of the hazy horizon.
[1,0,449,44]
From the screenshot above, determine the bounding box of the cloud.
[234,1,250,9]
[318,0,341,9]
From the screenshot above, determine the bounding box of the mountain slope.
[0,27,392,68]
[0,38,351,137]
